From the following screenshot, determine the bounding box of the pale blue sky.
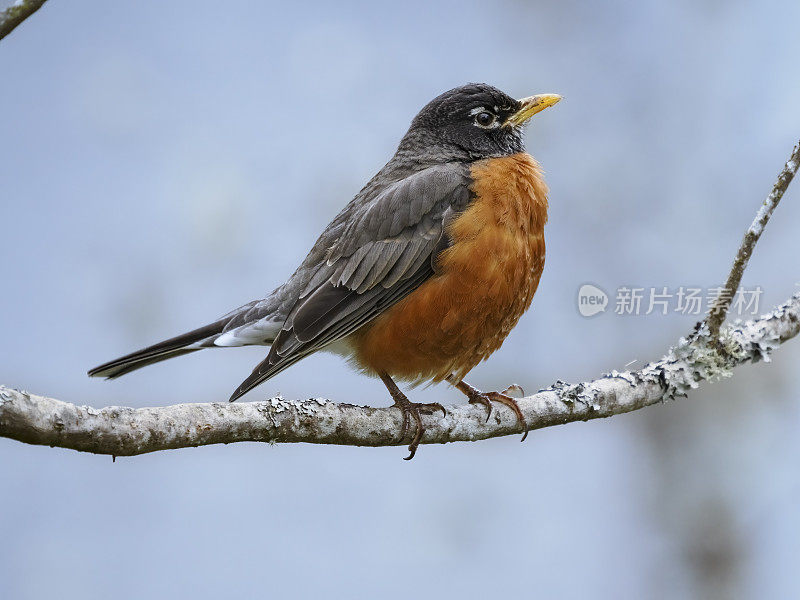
[2,1,800,598]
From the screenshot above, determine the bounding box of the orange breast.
[350,153,549,384]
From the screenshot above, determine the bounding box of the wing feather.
[228,162,473,400]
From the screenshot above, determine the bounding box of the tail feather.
[88,319,228,379]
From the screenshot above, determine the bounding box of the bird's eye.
[474,111,496,128]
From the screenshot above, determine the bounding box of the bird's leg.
[378,372,445,460]
[449,377,529,441]
[448,378,493,419]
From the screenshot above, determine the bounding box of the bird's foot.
[379,372,445,460]
[391,394,446,460]
[453,380,529,441]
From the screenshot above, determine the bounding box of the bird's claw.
[485,391,529,441]
[393,398,446,460]
[457,381,529,441]
[467,392,494,422]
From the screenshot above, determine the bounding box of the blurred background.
[1,0,799,598]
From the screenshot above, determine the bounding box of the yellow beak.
[505,94,562,127]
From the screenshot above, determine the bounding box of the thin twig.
[0,0,48,42]
[706,140,800,338]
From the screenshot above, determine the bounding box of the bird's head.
[398,83,561,162]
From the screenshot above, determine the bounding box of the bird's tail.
[87,318,228,379]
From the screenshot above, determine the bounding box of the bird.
[89,83,560,459]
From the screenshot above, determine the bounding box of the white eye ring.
[474,111,497,128]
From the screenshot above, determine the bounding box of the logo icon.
[577,284,608,317]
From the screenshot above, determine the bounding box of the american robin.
[89,83,560,459]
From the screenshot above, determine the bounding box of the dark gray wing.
[229,162,472,400]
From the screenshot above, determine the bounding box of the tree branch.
[0,0,48,42]
[1,293,799,456]
[706,141,800,337]
[1,141,798,457]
